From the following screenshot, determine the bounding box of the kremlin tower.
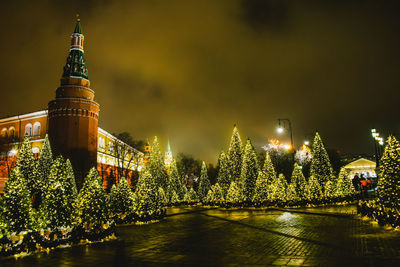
[48,18,99,190]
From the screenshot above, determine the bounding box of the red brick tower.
[48,18,99,190]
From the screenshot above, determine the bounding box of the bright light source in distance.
[304,141,309,146]
[277,127,284,134]
[283,144,291,150]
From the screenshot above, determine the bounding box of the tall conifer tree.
[148,136,168,190]
[310,132,333,188]
[74,168,109,230]
[109,177,136,219]
[198,161,211,200]
[378,136,400,209]
[335,168,354,197]
[2,167,33,232]
[16,136,36,195]
[306,175,323,201]
[135,169,160,217]
[240,139,259,202]
[216,151,230,196]
[290,163,307,200]
[169,159,184,200]
[33,134,53,203]
[270,173,288,202]
[227,125,243,182]
[253,171,269,204]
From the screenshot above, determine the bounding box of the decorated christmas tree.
[205,189,214,204]
[74,168,110,230]
[310,132,333,189]
[211,183,224,204]
[261,152,276,186]
[253,171,269,204]
[227,125,243,182]
[270,173,288,202]
[226,181,243,204]
[41,156,75,228]
[306,175,323,201]
[16,136,36,195]
[2,167,33,232]
[290,163,307,200]
[109,177,136,220]
[33,134,53,205]
[169,159,184,200]
[65,159,78,197]
[135,169,161,218]
[148,136,169,190]
[335,168,354,197]
[377,136,400,209]
[170,190,180,205]
[198,161,211,200]
[158,187,168,207]
[184,187,198,204]
[286,183,298,202]
[216,151,230,196]
[323,180,336,199]
[240,139,259,202]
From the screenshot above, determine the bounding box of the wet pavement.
[3,205,400,266]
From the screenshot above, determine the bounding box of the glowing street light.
[276,118,294,149]
[371,128,385,168]
[304,140,310,146]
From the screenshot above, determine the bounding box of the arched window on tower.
[33,122,41,136]
[25,123,32,136]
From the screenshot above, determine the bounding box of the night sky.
[1,0,399,163]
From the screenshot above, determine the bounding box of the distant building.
[0,19,143,192]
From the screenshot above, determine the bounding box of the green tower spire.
[62,18,88,80]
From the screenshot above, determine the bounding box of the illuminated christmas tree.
[270,174,288,202]
[216,151,230,196]
[290,163,307,200]
[227,125,243,182]
[169,159,184,200]
[184,187,198,204]
[240,139,259,202]
[135,169,160,218]
[2,167,33,232]
[306,175,322,201]
[377,136,400,209]
[41,156,75,228]
[324,180,335,199]
[205,189,214,204]
[16,136,36,195]
[226,181,243,204]
[253,171,269,204]
[170,190,180,204]
[335,168,354,197]
[286,183,298,202]
[158,187,168,207]
[33,134,53,205]
[261,152,276,186]
[74,168,109,230]
[211,183,224,204]
[198,161,211,200]
[310,132,333,188]
[109,177,136,220]
[65,159,78,197]
[148,136,168,190]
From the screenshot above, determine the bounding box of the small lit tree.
[33,134,53,206]
[306,175,322,201]
[135,169,160,219]
[226,181,243,205]
[270,174,288,202]
[310,132,333,189]
[16,136,36,195]
[148,136,168,190]
[227,125,243,182]
[198,161,211,201]
[216,151,230,196]
[2,167,33,232]
[290,163,307,200]
[74,168,110,231]
[335,168,354,197]
[109,177,136,221]
[240,139,259,202]
[377,136,400,209]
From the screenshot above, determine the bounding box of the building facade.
[0,19,143,192]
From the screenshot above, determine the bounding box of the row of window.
[1,122,41,139]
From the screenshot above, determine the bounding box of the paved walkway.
[3,205,400,266]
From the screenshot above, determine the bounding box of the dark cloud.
[1,0,400,163]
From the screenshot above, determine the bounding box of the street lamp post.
[371,128,384,169]
[277,118,294,149]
